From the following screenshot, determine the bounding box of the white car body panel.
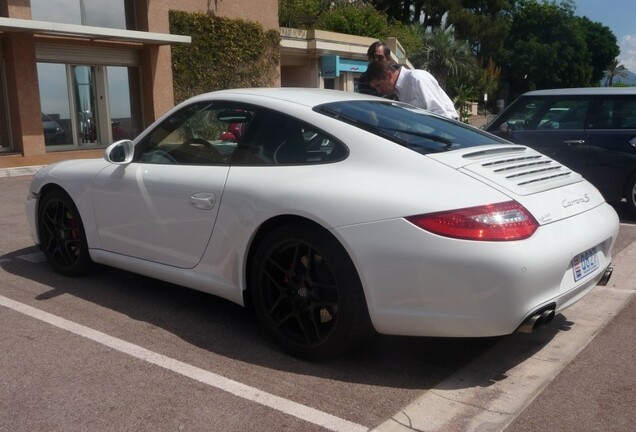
[25,87,620,341]
[92,163,229,268]
[335,202,616,336]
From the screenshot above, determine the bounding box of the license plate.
[572,247,599,282]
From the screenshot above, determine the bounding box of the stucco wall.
[143,0,279,33]
[0,0,32,19]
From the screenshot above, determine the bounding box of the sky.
[573,0,636,72]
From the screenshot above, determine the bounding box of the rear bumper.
[334,202,619,337]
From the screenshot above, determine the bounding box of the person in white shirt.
[366,60,459,120]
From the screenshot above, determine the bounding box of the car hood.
[428,144,606,225]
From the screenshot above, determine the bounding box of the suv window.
[588,96,636,129]
[500,97,590,131]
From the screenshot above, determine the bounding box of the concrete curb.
[372,240,636,432]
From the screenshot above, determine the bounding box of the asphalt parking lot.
[1,174,635,432]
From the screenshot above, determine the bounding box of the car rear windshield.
[315,100,507,154]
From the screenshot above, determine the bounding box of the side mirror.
[104,140,134,164]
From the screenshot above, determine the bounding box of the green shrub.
[169,11,280,103]
[314,3,388,37]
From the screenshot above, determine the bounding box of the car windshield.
[315,100,507,154]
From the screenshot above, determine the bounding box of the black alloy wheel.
[38,189,93,276]
[251,223,373,360]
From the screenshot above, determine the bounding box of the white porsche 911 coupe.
[25,88,619,359]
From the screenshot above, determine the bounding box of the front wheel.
[38,189,93,276]
[250,223,373,360]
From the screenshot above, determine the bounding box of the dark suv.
[485,88,636,215]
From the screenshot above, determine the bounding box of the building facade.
[280,28,411,92]
[0,0,412,167]
[0,0,278,165]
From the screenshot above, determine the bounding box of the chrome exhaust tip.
[539,309,555,325]
[517,307,556,333]
[597,265,613,286]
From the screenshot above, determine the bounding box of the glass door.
[38,62,140,149]
[73,65,100,145]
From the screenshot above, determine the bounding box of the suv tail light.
[406,201,539,241]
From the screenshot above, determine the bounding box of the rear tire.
[250,223,373,360]
[38,189,93,276]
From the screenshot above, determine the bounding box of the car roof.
[187,87,382,108]
[521,87,636,97]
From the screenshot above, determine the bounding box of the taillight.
[405,201,539,241]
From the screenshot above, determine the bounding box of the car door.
[583,95,636,202]
[489,96,592,174]
[92,101,256,268]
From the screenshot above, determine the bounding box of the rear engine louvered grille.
[461,146,579,194]
[483,156,572,186]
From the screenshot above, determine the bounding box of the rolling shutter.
[36,42,140,66]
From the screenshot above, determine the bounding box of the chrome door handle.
[629,137,636,148]
[564,139,585,146]
[189,192,215,210]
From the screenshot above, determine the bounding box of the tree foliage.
[387,22,425,58]
[312,2,423,56]
[279,0,621,106]
[411,26,476,90]
[499,0,593,97]
[369,0,458,28]
[278,0,330,28]
[447,0,515,62]
[314,2,389,37]
[605,58,629,87]
[576,16,619,84]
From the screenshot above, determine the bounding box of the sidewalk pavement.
[504,242,636,432]
[467,114,492,129]
[506,299,636,432]
[374,229,636,432]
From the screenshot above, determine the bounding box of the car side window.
[496,97,546,131]
[533,99,589,130]
[589,97,636,129]
[623,100,636,128]
[497,97,589,131]
[230,111,347,166]
[134,102,256,165]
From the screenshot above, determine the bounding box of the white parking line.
[0,166,42,178]
[0,294,368,432]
